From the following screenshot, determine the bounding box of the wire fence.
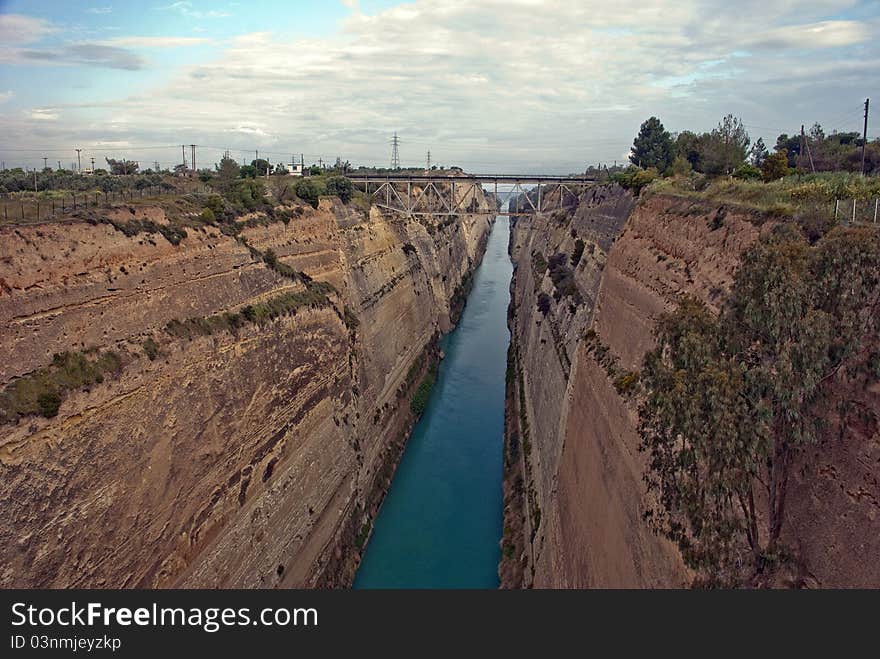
[0,186,212,225]
[836,198,880,225]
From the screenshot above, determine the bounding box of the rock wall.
[504,187,879,588]
[0,191,492,588]
[503,189,756,587]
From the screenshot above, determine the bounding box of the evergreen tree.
[749,137,768,167]
[630,117,674,171]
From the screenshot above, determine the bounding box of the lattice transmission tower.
[390,132,400,169]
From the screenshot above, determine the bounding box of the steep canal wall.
[0,186,492,588]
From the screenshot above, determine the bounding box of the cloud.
[30,108,59,121]
[85,6,113,14]
[19,44,145,70]
[157,2,231,19]
[340,0,360,9]
[103,36,212,47]
[0,91,13,103]
[0,14,56,44]
[747,20,870,49]
[2,1,877,170]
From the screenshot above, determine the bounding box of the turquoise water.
[353,216,512,589]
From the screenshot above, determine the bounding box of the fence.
[0,186,212,225]
[835,198,880,225]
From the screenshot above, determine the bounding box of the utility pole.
[426,150,431,171]
[190,144,196,176]
[799,124,816,173]
[34,168,38,193]
[75,148,82,173]
[390,132,400,169]
[90,157,95,173]
[181,144,187,170]
[57,160,61,170]
[861,98,870,176]
[42,157,48,170]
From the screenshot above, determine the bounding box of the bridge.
[346,173,596,217]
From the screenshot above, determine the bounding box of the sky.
[0,0,877,173]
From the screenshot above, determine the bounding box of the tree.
[215,155,240,192]
[325,175,353,203]
[774,133,801,167]
[674,131,703,170]
[294,177,325,208]
[105,157,139,175]
[699,115,750,175]
[749,137,768,167]
[630,117,674,171]
[761,150,790,181]
[639,225,880,585]
[251,159,271,177]
[669,155,692,177]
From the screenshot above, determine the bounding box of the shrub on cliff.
[570,239,586,267]
[612,166,658,194]
[410,367,437,416]
[638,225,880,585]
[325,176,353,203]
[536,292,552,315]
[294,178,326,209]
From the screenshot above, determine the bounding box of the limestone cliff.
[501,186,880,588]
[0,189,492,588]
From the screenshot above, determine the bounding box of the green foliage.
[749,137,769,167]
[410,366,437,415]
[639,226,880,584]
[294,177,326,208]
[0,350,123,423]
[532,251,548,275]
[142,337,159,361]
[733,163,762,180]
[165,287,331,339]
[325,175,353,203]
[214,157,240,193]
[547,251,582,304]
[37,391,62,418]
[630,116,674,171]
[199,207,215,223]
[762,151,791,182]
[225,178,267,210]
[536,292,552,315]
[613,371,639,396]
[669,155,693,178]
[570,239,586,267]
[612,166,658,194]
[343,305,360,331]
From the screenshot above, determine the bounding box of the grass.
[0,350,123,423]
[650,172,880,220]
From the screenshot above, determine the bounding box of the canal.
[353,216,512,588]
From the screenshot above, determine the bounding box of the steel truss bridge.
[346,174,596,217]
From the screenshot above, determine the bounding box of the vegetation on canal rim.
[410,365,438,416]
[638,224,880,586]
[0,350,123,423]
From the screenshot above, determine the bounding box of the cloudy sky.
[0,0,877,173]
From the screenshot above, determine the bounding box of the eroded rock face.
[503,187,880,588]
[0,194,492,588]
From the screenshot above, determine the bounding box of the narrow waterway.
[354,216,512,588]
